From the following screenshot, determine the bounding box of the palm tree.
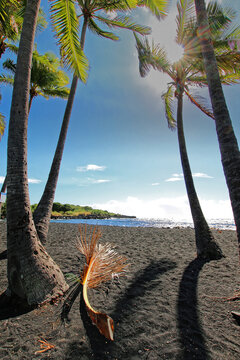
[1,47,70,110]
[194,0,240,257]
[134,0,240,259]
[33,0,169,244]
[6,0,68,305]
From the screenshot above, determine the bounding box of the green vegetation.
[40,202,125,219]
[0,201,130,219]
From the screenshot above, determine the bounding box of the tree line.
[0,0,240,309]
[0,201,122,218]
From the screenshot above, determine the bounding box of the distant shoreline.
[51,214,137,220]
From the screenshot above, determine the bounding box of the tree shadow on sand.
[177,258,211,360]
[0,291,35,320]
[0,249,7,260]
[65,258,177,360]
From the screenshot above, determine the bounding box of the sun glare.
[165,42,184,63]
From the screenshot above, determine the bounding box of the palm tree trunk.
[6,0,68,305]
[194,0,240,259]
[33,18,88,244]
[177,92,223,259]
[29,93,34,111]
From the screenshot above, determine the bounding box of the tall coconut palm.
[134,0,240,259]
[33,0,169,244]
[6,0,68,305]
[194,0,240,258]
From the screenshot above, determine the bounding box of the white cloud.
[152,182,160,186]
[92,179,111,184]
[91,196,233,221]
[192,172,213,179]
[166,177,183,182]
[0,176,41,184]
[28,178,42,184]
[165,172,213,182]
[76,164,106,172]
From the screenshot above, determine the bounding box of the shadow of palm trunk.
[79,259,176,359]
[177,258,211,360]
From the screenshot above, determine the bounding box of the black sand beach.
[0,222,240,359]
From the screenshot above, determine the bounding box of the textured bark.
[194,0,240,258]
[33,18,88,244]
[7,0,68,305]
[177,93,223,259]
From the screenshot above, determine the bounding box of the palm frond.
[94,15,151,36]
[0,113,6,140]
[176,0,195,44]
[138,0,168,20]
[207,1,235,34]
[184,90,214,119]
[219,72,240,86]
[3,58,16,73]
[77,225,127,288]
[134,33,170,77]
[0,74,14,86]
[4,43,18,54]
[77,225,127,341]
[93,0,138,12]
[161,85,176,129]
[88,17,119,40]
[40,86,70,99]
[0,0,21,40]
[50,0,89,82]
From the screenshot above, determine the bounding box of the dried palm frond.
[77,225,128,341]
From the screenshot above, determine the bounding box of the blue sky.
[0,0,240,220]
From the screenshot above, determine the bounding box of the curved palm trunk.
[194,0,240,258]
[33,18,88,244]
[177,92,223,259]
[6,0,68,305]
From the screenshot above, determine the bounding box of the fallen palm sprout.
[61,225,128,341]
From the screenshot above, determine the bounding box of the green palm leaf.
[161,85,176,129]
[138,0,168,19]
[176,0,195,44]
[92,0,138,12]
[50,0,89,82]
[39,86,70,99]
[88,17,119,40]
[134,33,170,77]
[94,15,151,36]
[0,114,5,140]
[0,74,14,86]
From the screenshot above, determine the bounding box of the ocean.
[50,217,236,231]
